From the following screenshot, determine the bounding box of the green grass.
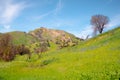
[8,31,38,45]
[0,27,120,80]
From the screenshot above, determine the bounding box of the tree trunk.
[99,28,103,34]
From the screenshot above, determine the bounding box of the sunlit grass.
[0,27,120,80]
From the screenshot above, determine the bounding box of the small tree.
[29,40,49,58]
[35,40,49,58]
[91,14,109,34]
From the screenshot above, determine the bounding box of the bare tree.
[0,33,16,61]
[91,14,109,34]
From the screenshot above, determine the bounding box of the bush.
[16,44,31,59]
[40,58,57,66]
[17,44,30,55]
[0,34,17,61]
[28,40,49,58]
[0,46,17,61]
[0,34,31,61]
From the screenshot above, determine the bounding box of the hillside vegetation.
[8,31,38,45]
[0,27,80,47]
[29,27,81,47]
[0,27,120,80]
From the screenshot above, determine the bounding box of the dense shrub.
[16,44,31,59]
[17,45,30,55]
[0,34,17,61]
[0,46,17,61]
[0,34,31,61]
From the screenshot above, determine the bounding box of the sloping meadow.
[0,27,120,80]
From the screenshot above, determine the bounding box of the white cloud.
[0,0,26,32]
[0,0,26,24]
[34,0,63,21]
[3,25,11,29]
[33,11,53,20]
[77,14,120,39]
[108,14,120,28]
[78,25,93,39]
[0,25,14,33]
[54,0,63,15]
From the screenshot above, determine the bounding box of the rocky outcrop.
[29,27,81,46]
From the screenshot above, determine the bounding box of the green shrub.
[40,58,57,66]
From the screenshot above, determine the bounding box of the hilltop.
[0,27,81,47]
[29,27,81,45]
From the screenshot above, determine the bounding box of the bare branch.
[91,14,109,34]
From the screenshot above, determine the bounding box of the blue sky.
[0,0,120,38]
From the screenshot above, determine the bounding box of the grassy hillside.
[0,27,120,80]
[7,31,38,45]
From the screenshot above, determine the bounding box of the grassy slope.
[0,27,120,80]
[8,31,38,45]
